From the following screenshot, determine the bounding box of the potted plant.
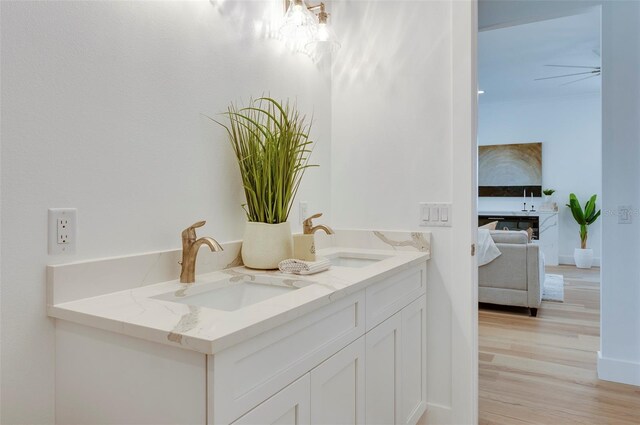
[566,193,601,269]
[543,189,556,203]
[214,97,316,269]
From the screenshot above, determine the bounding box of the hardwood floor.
[479,265,640,425]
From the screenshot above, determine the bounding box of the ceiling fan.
[535,64,601,86]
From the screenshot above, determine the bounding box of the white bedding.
[477,229,501,266]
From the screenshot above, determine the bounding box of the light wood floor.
[479,265,640,425]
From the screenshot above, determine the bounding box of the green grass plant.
[212,97,316,224]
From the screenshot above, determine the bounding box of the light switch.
[431,207,440,221]
[440,207,449,222]
[421,204,430,221]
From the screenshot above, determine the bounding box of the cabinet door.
[233,374,310,425]
[310,336,365,425]
[365,312,402,425]
[400,295,427,425]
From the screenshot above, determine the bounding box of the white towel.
[278,257,331,275]
[477,229,502,266]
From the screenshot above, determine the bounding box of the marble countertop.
[48,246,429,354]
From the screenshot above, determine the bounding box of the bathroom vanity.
[48,230,430,424]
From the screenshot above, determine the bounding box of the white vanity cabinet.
[364,295,427,425]
[310,336,366,424]
[232,336,366,425]
[54,263,427,425]
[365,312,402,425]
[209,291,366,424]
[232,375,311,425]
[400,295,428,424]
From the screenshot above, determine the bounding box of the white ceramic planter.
[574,248,594,269]
[242,222,293,269]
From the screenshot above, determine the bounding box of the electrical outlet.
[619,205,633,224]
[57,217,70,243]
[48,208,77,255]
[299,201,309,224]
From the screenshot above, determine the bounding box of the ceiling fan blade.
[535,70,598,81]
[545,64,600,69]
[560,74,600,86]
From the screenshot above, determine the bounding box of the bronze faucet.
[179,221,223,283]
[303,213,335,235]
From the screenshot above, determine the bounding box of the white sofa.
[478,230,545,317]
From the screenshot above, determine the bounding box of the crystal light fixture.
[279,0,340,54]
[279,0,318,44]
[305,3,340,54]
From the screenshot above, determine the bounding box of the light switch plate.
[419,202,452,227]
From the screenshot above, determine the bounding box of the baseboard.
[597,351,640,386]
[425,403,452,424]
[558,255,601,267]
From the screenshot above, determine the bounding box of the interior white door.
[310,336,365,425]
[233,374,311,425]
[400,295,427,425]
[365,312,402,425]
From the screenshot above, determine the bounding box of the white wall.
[478,93,602,263]
[0,1,331,422]
[332,1,477,423]
[2,1,478,422]
[599,0,640,387]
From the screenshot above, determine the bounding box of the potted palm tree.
[566,193,601,269]
[214,97,316,269]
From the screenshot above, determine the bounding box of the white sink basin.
[153,274,308,312]
[327,252,390,268]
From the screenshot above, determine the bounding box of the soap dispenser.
[294,213,334,261]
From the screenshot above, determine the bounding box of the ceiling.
[479,8,601,103]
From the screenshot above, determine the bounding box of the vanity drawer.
[365,264,426,331]
[210,291,365,424]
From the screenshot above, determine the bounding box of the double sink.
[153,252,388,312]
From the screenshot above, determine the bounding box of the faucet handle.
[182,220,206,239]
[305,213,323,222]
[303,213,323,234]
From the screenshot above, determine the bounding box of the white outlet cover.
[48,208,77,255]
[618,205,633,224]
[299,201,309,224]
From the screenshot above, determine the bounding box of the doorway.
[476,1,640,423]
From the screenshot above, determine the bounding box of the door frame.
[451,1,479,424]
